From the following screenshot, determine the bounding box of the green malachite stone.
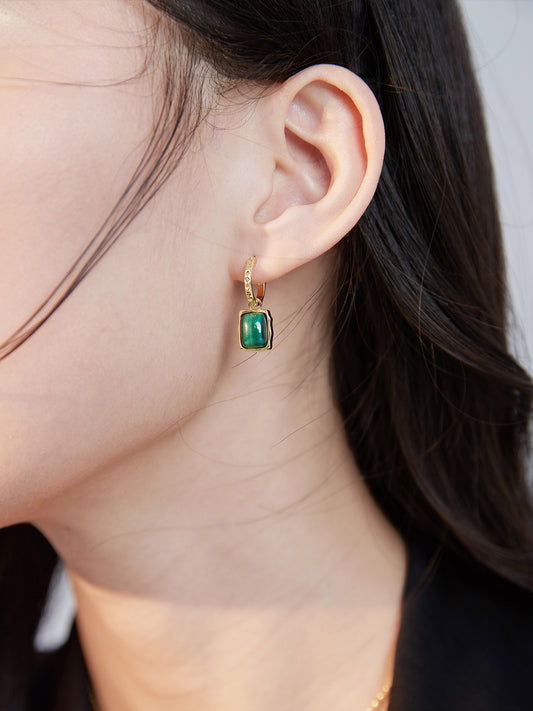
[240,311,268,349]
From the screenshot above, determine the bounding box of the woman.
[0,0,532,709]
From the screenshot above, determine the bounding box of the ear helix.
[238,256,273,351]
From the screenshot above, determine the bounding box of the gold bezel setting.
[238,309,273,351]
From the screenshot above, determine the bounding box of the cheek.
[0,81,152,342]
[0,77,234,525]
[0,198,231,526]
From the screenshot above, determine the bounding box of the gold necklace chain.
[90,680,392,711]
[364,679,392,710]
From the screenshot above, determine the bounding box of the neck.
[34,281,407,710]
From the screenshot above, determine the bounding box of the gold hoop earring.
[238,256,273,351]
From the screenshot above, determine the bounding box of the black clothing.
[31,543,533,710]
[391,545,533,709]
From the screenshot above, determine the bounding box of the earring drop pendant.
[238,256,273,351]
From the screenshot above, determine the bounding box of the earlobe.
[234,64,385,283]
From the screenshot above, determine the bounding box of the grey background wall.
[459,0,533,369]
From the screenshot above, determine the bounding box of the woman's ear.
[227,64,385,283]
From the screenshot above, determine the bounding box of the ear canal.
[255,81,355,227]
[254,125,331,225]
[284,127,331,203]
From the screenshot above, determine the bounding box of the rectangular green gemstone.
[240,311,268,349]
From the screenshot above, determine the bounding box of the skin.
[0,1,406,709]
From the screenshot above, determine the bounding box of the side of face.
[0,1,385,528]
[0,0,246,525]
